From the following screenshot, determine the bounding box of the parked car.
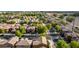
[51,32,60,42]
[50,27,56,32]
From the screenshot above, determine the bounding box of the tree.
[51,21,57,27]
[59,14,64,19]
[15,30,23,38]
[0,29,4,33]
[55,25,61,31]
[39,17,47,23]
[46,24,52,30]
[53,13,57,17]
[2,19,7,23]
[63,13,68,16]
[19,25,26,34]
[31,22,39,27]
[60,20,67,25]
[0,19,2,23]
[37,24,48,34]
[66,35,72,43]
[66,16,75,22]
[71,13,79,16]
[70,41,79,48]
[0,29,6,34]
[56,39,69,48]
[24,19,29,24]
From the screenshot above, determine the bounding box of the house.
[14,24,20,29]
[8,28,15,33]
[61,26,69,32]
[25,38,32,47]
[64,31,72,39]
[31,36,48,48]
[0,39,9,48]
[61,26,72,37]
[8,36,19,47]
[29,37,41,48]
[39,46,47,48]
[0,24,16,32]
[15,40,30,48]
[20,38,24,40]
[32,40,42,48]
[40,36,47,47]
[26,26,36,33]
[29,17,35,23]
[72,34,79,41]
[61,27,68,37]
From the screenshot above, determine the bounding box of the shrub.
[56,39,69,48]
[55,25,61,31]
[70,41,79,48]
[19,25,26,34]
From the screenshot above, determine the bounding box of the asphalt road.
[65,17,79,31]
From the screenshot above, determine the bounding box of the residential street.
[65,17,79,31]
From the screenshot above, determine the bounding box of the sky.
[0,0,78,11]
